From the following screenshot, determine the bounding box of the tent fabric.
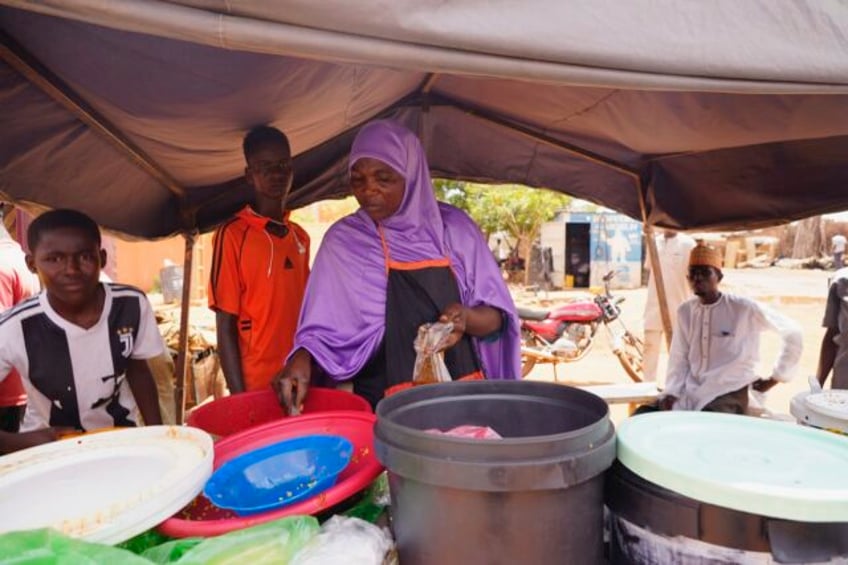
[1,1,848,238]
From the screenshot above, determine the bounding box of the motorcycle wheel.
[615,331,645,383]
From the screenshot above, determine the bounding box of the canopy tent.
[2,0,848,239]
[3,0,848,420]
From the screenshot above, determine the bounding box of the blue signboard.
[589,213,643,288]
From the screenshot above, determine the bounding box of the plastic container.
[186,387,371,437]
[159,265,183,304]
[791,390,848,435]
[616,412,848,522]
[607,462,848,564]
[158,411,383,538]
[0,426,213,544]
[374,380,616,565]
[204,435,353,516]
[609,412,848,564]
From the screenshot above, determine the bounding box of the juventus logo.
[117,327,134,358]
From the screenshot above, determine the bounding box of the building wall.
[113,233,215,301]
[541,211,643,290]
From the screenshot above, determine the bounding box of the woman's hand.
[438,303,504,351]
[438,303,468,351]
[272,349,313,415]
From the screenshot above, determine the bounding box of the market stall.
[3,1,848,420]
[3,2,848,562]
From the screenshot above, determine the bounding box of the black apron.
[353,229,482,408]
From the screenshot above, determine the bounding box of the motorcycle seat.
[517,307,549,321]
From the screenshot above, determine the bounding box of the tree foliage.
[434,180,570,246]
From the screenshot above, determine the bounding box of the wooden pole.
[635,182,674,348]
[173,231,197,424]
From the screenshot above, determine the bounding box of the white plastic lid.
[617,412,848,522]
[804,390,848,421]
[0,426,213,544]
[791,391,848,434]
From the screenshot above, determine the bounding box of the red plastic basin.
[159,411,382,538]
[185,387,371,437]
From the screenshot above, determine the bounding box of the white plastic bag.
[290,516,394,565]
[411,322,454,384]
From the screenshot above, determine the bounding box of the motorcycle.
[517,271,644,382]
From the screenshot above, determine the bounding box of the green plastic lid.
[617,412,848,522]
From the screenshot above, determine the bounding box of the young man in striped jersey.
[0,209,163,453]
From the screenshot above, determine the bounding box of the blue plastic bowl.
[203,434,354,516]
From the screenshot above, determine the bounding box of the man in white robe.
[660,244,802,414]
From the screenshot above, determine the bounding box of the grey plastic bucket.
[159,265,183,304]
[374,380,616,565]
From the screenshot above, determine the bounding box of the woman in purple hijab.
[274,120,521,411]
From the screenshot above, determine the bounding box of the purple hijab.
[292,120,521,381]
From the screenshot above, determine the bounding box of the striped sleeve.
[208,219,243,316]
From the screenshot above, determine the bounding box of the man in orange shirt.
[208,127,310,393]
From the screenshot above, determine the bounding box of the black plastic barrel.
[606,462,848,564]
[374,380,616,565]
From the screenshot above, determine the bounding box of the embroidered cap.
[689,243,722,271]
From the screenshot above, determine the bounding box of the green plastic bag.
[118,529,172,555]
[343,473,390,524]
[141,538,203,563]
[174,516,319,565]
[0,528,152,564]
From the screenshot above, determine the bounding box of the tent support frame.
[440,95,639,178]
[173,230,196,425]
[0,31,187,203]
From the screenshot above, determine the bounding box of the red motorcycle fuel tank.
[549,301,603,322]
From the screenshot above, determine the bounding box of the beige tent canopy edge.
[4,0,848,94]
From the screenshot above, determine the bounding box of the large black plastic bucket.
[606,462,848,564]
[374,380,616,565]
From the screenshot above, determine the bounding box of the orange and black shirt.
[208,207,310,391]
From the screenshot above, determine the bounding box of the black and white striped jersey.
[0,283,165,432]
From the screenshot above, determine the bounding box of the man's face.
[688,265,721,297]
[26,227,104,309]
[350,157,405,222]
[245,141,293,201]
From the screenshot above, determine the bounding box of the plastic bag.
[425,425,503,439]
[0,528,152,564]
[141,538,203,563]
[174,515,319,564]
[343,472,391,524]
[118,528,172,555]
[412,322,454,384]
[290,516,394,565]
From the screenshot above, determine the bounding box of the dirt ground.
[515,266,833,425]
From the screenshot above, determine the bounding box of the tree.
[434,180,570,283]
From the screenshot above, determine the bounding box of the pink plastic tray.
[186,387,371,437]
[158,411,382,538]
